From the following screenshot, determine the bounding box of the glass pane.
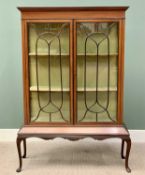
[28,22,70,123]
[76,22,118,123]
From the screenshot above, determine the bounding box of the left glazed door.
[26,20,73,125]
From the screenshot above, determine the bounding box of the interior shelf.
[30,86,117,92]
[30,86,70,92]
[29,53,69,56]
[77,53,118,57]
[77,87,117,91]
[29,52,118,57]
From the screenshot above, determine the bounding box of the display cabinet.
[19,7,126,126]
[16,7,131,173]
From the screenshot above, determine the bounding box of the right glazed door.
[75,20,119,124]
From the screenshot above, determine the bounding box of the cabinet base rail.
[16,126,131,173]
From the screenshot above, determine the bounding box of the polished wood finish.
[19,6,128,126]
[16,125,131,172]
[118,19,125,124]
[17,7,131,173]
[18,7,128,20]
[18,7,129,12]
[18,126,129,135]
[21,20,29,125]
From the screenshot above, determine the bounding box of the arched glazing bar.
[32,23,69,123]
[78,23,117,123]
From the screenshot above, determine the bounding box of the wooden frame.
[16,125,131,172]
[22,19,73,126]
[18,7,128,20]
[17,7,131,173]
[74,19,122,125]
[19,7,128,126]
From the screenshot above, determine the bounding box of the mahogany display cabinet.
[16,7,131,172]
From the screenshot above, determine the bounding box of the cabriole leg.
[121,139,125,159]
[22,138,27,158]
[125,138,131,173]
[16,137,23,172]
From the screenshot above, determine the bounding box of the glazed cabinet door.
[25,20,73,125]
[74,20,119,124]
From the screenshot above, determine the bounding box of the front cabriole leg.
[125,138,131,173]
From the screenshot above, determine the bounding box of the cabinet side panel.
[117,19,125,124]
[22,20,30,125]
